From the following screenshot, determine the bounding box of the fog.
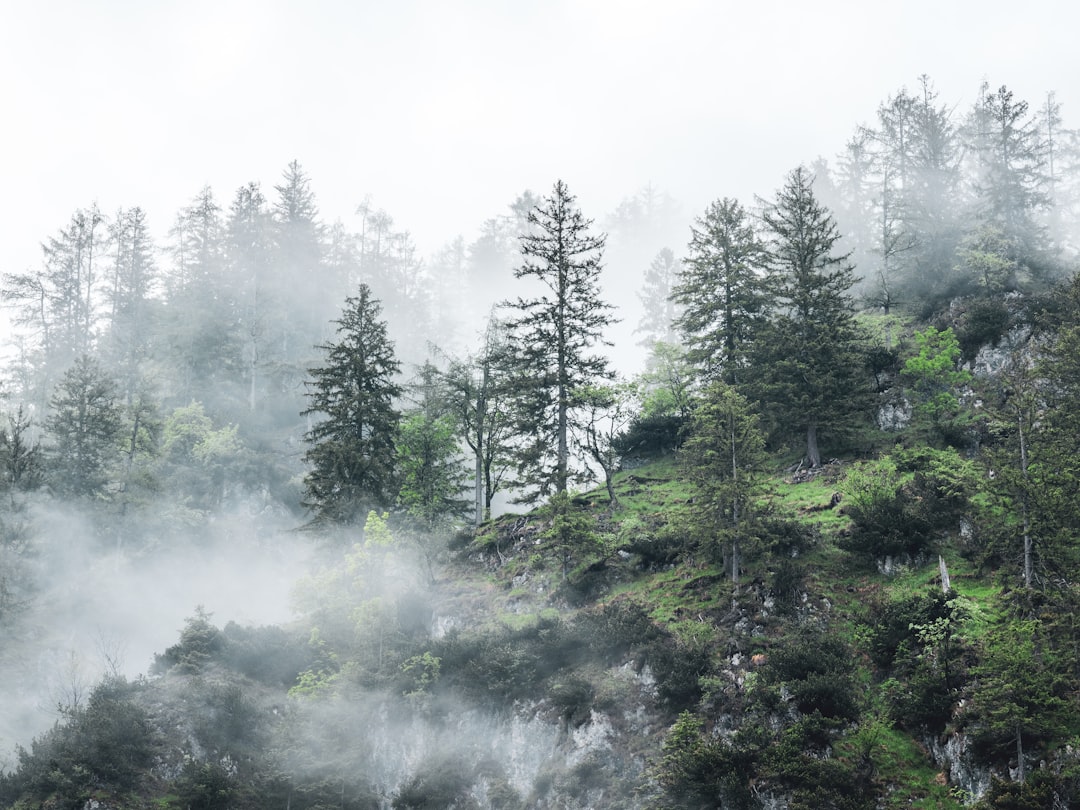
[4,2,1079,288]
[0,498,311,765]
[3,2,1080,804]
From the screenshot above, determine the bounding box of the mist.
[0,497,311,766]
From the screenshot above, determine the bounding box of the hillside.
[3,419,1078,810]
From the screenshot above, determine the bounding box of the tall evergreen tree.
[751,167,872,467]
[441,316,516,527]
[301,284,401,525]
[671,198,769,382]
[634,247,683,348]
[226,182,274,414]
[681,381,766,588]
[45,355,124,498]
[104,206,158,403]
[504,180,615,500]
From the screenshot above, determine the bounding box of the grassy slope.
[449,450,999,808]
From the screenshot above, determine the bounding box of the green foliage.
[302,283,402,525]
[750,166,874,466]
[400,651,441,700]
[671,197,769,381]
[46,354,125,497]
[0,677,155,807]
[759,629,859,720]
[900,326,972,424]
[153,606,223,674]
[652,711,755,809]
[503,180,615,500]
[173,761,235,810]
[396,410,468,534]
[841,448,976,561]
[542,492,601,580]
[967,620,1077,773]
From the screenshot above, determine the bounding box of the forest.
[2,75,1080,808]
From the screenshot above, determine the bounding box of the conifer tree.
[504,180,615,500]
[302,284,401,525]
[671,198,768,382]
[750,167,872,467]
[45,355,124,497]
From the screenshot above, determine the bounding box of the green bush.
[174,761,235,810]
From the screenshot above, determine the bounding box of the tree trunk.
[806,424,821,468]
[1017,408,1033,589]
[1016,724,1025,783]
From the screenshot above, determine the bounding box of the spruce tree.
[302,284,401,525]
[504,180,615,500]
[751,167,872,467]
[46,355,124,497]
[671,197,769,382]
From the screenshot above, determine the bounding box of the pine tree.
[302,284,401,525]
[751,167,872,467]
[671,198,769,382]
[504,180,615,500]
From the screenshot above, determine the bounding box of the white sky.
[2,0,1078,290]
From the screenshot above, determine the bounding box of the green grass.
[836,722,963,809]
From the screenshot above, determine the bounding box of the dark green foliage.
[542,492,601,580]
[431,614,585,704]
[977,769,1080,809]
[174,761,235,810]
[680,381,766,585]
[966,620,1077,777]
[152,607,223,674]
[0,677,155,807]
[302,284,402,524]
[760,629,859,720]
[614,411,686,456]
[219,621,312,686]
[46,354,125,497]
[760,714,874,810]
[750,166,874,467]
[652,712,757,810]
[620,518,688,567]
[839,461,935,559]
[647,632,713,710]
[841,448,974,560]
[577,600,661,659]
[188,681,261,758]
[956,297,1012,364]
[503,179,615,500]
[868,590,951,668]
[671,197,769,381]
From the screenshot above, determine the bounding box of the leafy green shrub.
[174,761,234,810]
[621,519,687,567]
[0,676,156,807]
[867,590,951,668]
[613,412,686,456]
[575,600,660,659]
[839,461,934,560]
[220,621,312,686]
[760,630,859,720]
[153,607,223,674]
[646,632,713,710]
